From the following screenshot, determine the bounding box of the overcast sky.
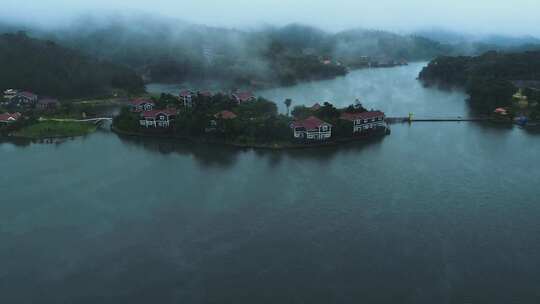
[3,0,540,36]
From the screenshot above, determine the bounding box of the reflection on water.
[116,132,388,169]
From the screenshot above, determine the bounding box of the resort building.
[139,109,177,128]
[179,90,193,107]
[129,99,155,112]
[3,89,18,100]
[0,112,22,124]
[290,116,332,140]
[494,108,509,116]
[232,91,256,104]
[340,111,386,133]
[12,91,38,106]
[214,110,238,120]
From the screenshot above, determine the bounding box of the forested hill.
[0,32,144,98]
[18,17,455,86]
[419,51,540,113]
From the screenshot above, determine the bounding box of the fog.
[3,0,540,36]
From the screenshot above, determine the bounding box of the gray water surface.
[2,64,540,304]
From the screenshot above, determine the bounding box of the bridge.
[386,116,490,124]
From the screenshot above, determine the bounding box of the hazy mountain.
[6,14,539,87]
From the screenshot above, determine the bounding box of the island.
[112,91,389,149]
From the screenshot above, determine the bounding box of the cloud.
[3,0,540,36]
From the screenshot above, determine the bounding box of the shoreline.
[111,126,390,150]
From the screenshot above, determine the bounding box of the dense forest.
[0,32,144,98]
[419,51,540,113]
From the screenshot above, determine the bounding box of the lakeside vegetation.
[419,51,540,116]
[13,121,97,139]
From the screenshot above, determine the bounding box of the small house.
[139,109,177,128]
[214,110,238,120]
[290,116,332,140]
[129,99,155,112]
[494,108,509,116]
[0,112,21,124]
[340,111,386,133]
[179,90,193,107]
[12,91,38,106]
[37,98,59,110]
[232,91,256,104]
[3,89,18,100]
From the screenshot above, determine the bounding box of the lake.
[2,63,540,304]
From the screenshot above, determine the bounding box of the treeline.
[0,32,144,98]
[418,51,540,113]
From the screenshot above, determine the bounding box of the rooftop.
[291,116,331,130]
[141,108,177,118]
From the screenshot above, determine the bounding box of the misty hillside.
[5,14,538,89]
[3,15,457,86]
[414,29,540,56]
[0,32,144,98]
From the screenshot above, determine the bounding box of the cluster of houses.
[290,108,387,140]
[2,89,59,110]
[129,90,256,129]
[128,90,387,141]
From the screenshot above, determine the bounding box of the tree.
[284,98,292,116]
[316,102,340,121]
[291,105,313,119]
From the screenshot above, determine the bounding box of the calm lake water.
[2,63,540,303]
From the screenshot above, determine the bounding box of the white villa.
[290,116,332,140]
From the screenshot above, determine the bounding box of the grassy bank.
[14,121,97,139]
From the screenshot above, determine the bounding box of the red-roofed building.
[214,110,237,120]
[340,111,386,133]
[494,108,508,116]
[139,109,177,128]
[290,116,332,140]
[0,112,22,124]
[128,99,155,112]
[232,91,256,104]
[179,90,193,107]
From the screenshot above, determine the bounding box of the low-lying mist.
[1,12,540,89]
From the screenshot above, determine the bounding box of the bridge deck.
[386,117,489,123]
